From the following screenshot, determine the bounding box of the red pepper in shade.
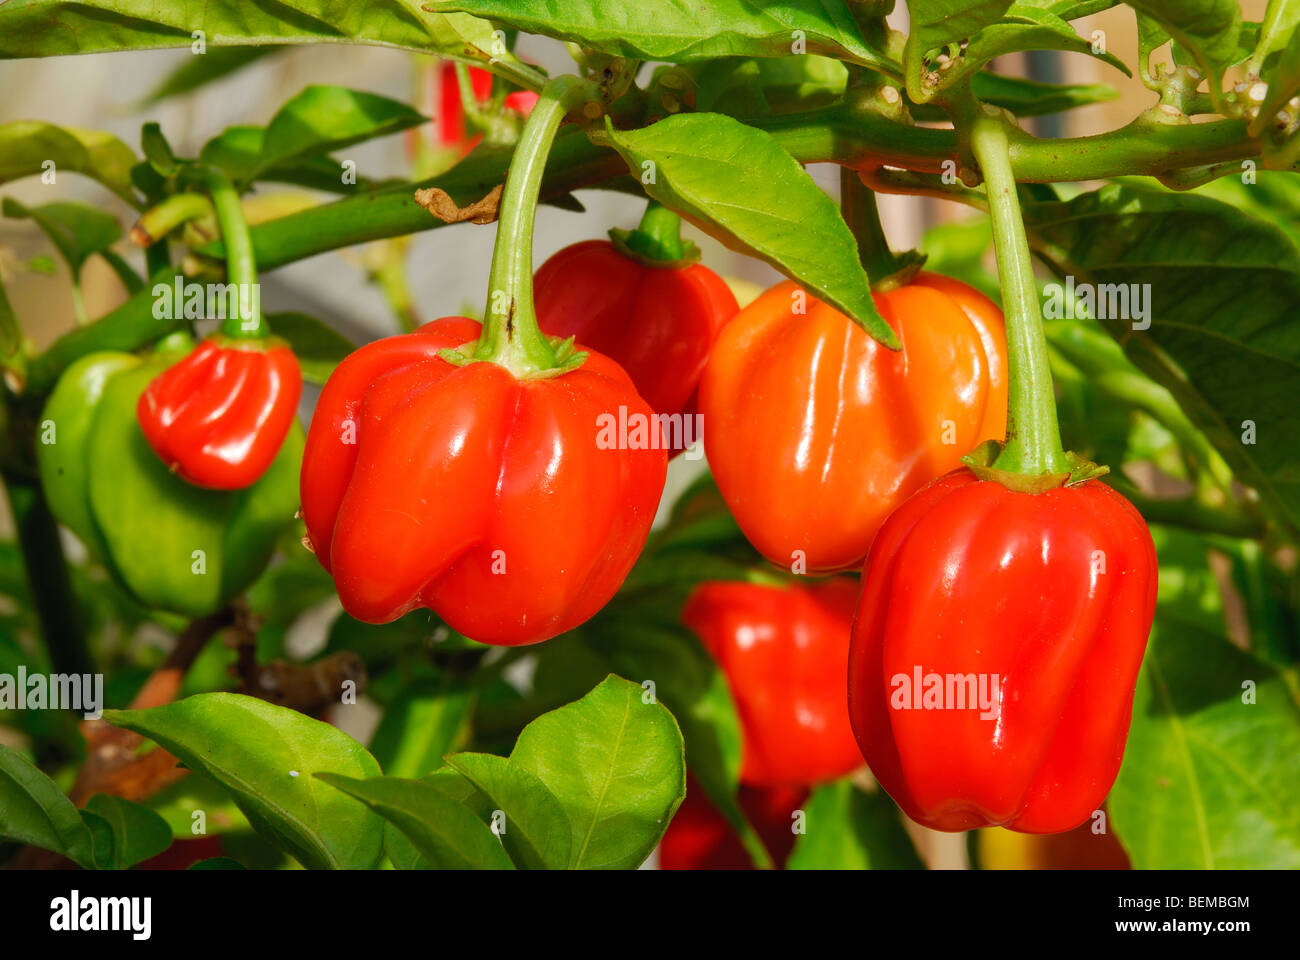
[660,775,806,870]
[438,62,494,148]
[847,468,1157,834]
[137,336,302,490]
[136,167,302,490]
[298,316,666,644]
[683,578,864,787]
[422,62,537,157]
[534,203,737,451]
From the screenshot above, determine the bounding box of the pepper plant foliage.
[0,0,1298,871]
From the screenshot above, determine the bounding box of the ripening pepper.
[660,775,806,870]
[299,316,667,645]
[534,204,738,450]
[847,468,1157,834]
[699,274,1007,572]
[37,335,304,617]
[137,335,302,490]
[683,578,864,787]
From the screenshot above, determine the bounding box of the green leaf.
[140,122,180,177]
[904,0,1014,101]
[262,86,426,172]
[960,2,1130,87]
[263,311,356,384]
[968,72,1119,117]
[1108,528,1300,868]
[0,2,536,87]
[2,198,123,278]
[383,821,429,869]
[188,856,247,869]
[316,773,515,869]
[601,113,897,347]
[1128,0,1242,96]
[0,744,95,868]
[0,120,138,203]
[444,753,572,869]
[787,781,924,869]
[84,794,173,869]
[143,46,286,104]
[200,86,426,187]
[0,275,19,357]
[78,809,117,870]
[427,0,894,72]
[103,693,385,869]
[676,56,848,117]
[507,675,685,870]
[368,678,474,779]
[1022,183,1300,537]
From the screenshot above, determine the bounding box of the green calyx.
[438,334,588,381]
[962,440,1109,494]
[607,201,701,268]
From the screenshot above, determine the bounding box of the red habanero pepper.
[299,317,666,645]
[438,62,493,148]
[137,336,302,490]
[535,203,737,450]
[137,167,302,490]
[428,63,537,156]
[847,468,1157,834]
[660,775,806,870]
[683,578,864,787]
[699,274,1007,572]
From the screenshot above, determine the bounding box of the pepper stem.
[475,75,592,373]
[627,201,685,261]
[840,167,919,288]
[204,167,267,340]
[967,108,1070,479]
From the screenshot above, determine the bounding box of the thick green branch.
[26,101,1272,395]
[240,107,1261,272]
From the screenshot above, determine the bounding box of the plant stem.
[69,283,88,327]
[144,238,171,278]
[619,201,685,262]
[1106,477,1265,538]
[4,472,90,675]
[130,192,213,247]
[475,75,592,373]
[839,167,909,284]
[969,109,1070,478]
[204,167,266,340]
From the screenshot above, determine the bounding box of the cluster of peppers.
[36,73,1158,853]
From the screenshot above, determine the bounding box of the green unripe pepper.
[37,334,303,617]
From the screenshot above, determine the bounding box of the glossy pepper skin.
[37,338,303,617]
[847,468,1158,834]
[683,578,863,787]
[300,316,667,644]
[699,274,1007,572]
[534,239,738,431]
[660,776,806,870]
[137,336,303,490]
